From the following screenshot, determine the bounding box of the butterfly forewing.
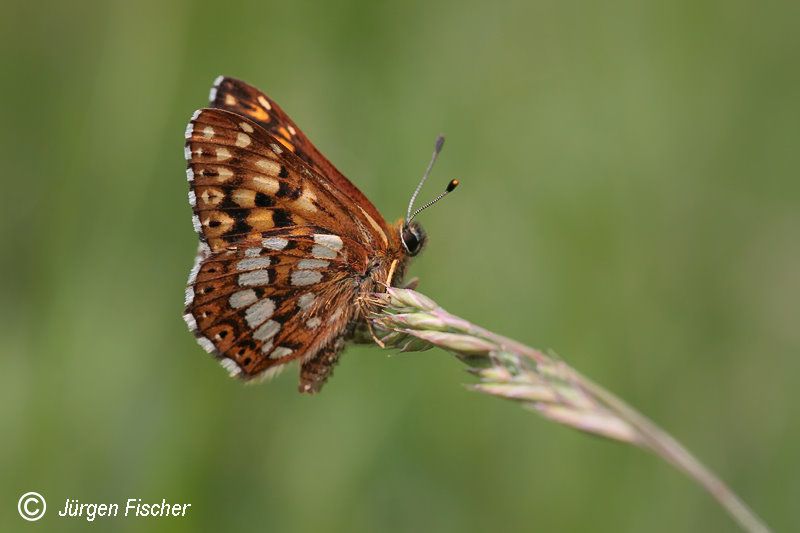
[209,76,393,240]
[185,108,389,253]
[209,76,333,176]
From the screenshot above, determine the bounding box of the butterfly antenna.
[407,178,459,223]
[406,135,446,223]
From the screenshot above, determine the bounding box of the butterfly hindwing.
[184,235,357,382]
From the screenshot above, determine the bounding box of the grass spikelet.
[368,287,770,533]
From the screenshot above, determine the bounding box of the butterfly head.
[400,221,427,256]
[402,135,459,257]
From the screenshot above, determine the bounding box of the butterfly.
[182,76,457,393]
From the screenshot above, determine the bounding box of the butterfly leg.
[299,338,346,394]
[350,298,386,347]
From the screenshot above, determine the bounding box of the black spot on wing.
[255,192,274,207]
[223,207,252,239]
[272,208,293,227]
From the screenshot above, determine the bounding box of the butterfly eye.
[401,223,426,256]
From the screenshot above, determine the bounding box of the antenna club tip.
[434,135,445,152]
[446,179,459,192]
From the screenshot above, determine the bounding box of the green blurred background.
[2,0,798,531]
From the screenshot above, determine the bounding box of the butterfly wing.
[208,76,393,240]
[209,76,334,176]
[184,108,388,388]
[184,238,357,385]
[185,107,392,254]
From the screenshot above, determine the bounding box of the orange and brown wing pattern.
[184,107,391,391]
[209,75,332,176]
[184,234,358,385]
[208,76,394,241]
[185,107,391,255]
[183,83,418,392]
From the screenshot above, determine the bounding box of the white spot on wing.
[186,246,206,286]
[202,126,215,139]
[240,121,254,133]
[287,125,297,136]
[297,259,329,269]
[229,289,257,309]
[184,287,194,306]
[294,189,318,213]
[220,357,241,377]
[235,132,251,148]
[256,159,280,174]
[184,145,191,160]
[314,233,343,249]
[186,167,194,182]
[244,248,261,257]
[312,234,343,259]
[245,298,276,328]
[306,317,321,329]
[215,167,233,180]
[216,148,232,161]
[236,257,271,271]
[270,143,283,155]
[270,346,293,359]
[238,270,270,286]
[312,245,337,259]
[188,190,196,207]
[298,293,316,310]
[257,95,272,110]
[183,312,198,331]
[262,237,288,250]
[197,336,216,353]
[209,76,223,102]
[252,175,279,193]
[191,215,202,233]
[291,270,322,286]
[254,320,280,341]
[184,122,194,139]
